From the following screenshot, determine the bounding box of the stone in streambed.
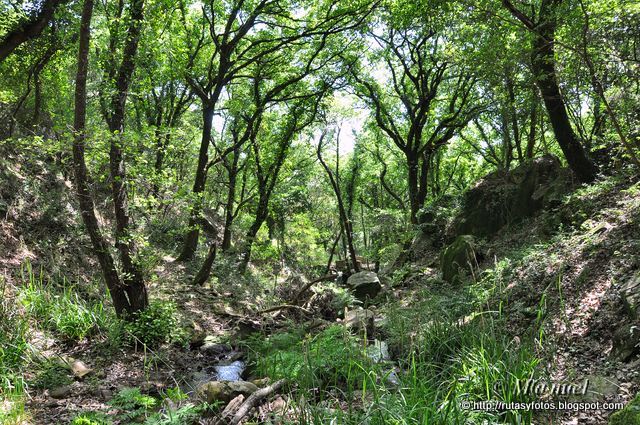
[346,271,381,301]
[197,380,258,404]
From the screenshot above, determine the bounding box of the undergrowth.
[70,386,208,425]
[244,269,546,424]
[18,261,113,342]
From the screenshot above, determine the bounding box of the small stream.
[186,360,247,393]
[214,360,245,381]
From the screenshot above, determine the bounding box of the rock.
[200,337,232,355]
[49,385,72,399]
[227,381,258,394]
[99,388,113,401]
[440,235,478,284]
[197,380,258,404]
[621,273,640,320]
[346,271,382,301]
[141,381,165,396]
[251,377,270,387]
[385,367,401,387]
[70,360,92,379]
[44,399,59,408]
[609,393,640,425]
[453,155,570,238]
[343,308,375,335]
[409,231,438,262]
[612,323,640,361]
[190,332,207,348]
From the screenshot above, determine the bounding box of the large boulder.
[342,308,375,335]
[346,271,382,301]
[621,273,640,320]
[612,323,640,361]
[453,155,571,238]
[440,235,478,284]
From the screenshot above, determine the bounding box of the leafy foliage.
[124,301,187,348]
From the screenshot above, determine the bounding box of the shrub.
[124,301,187,348]
[109,387,157,422]
[246,325,377,391]
[30,361,72,390]
[70,412,112,425]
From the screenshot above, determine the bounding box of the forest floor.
[1,142,639,425]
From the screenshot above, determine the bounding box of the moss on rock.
[440,235,477,284]
[609,394,640,425]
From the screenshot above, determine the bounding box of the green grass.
[243,267,546,424]
[0,275,31,425]
[246,325,381,392]
[0,376,29,425]
[18,261,114,342]
[0,278,30,376]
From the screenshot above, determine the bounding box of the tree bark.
[221,146,240,251]
[407,154,421,223]
[192,243,217,286]
[178,105,215,261]
[0,0,67,62]
[105,0,148,313]
[503,0,597,182]
[526,100,538,159]
[72,0,135,317]
[239,197,268,272]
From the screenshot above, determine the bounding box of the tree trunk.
[71,0,135,317]
[221,147,240,251]
[531,0,597,182]
[192,243,217,286]
[178,105,214,261]
[105,0,148,313]
[526,100,538,159]
[317,134,360,273]
[417,151,430,214]
[407,154,420,224]
[239,197,268,273]
[506,74,523,162]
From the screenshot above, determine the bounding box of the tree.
[0,0,68,62]
[176,0,375,261]
[71,0,146,317]
[101,0,149,313]
[317,128,360,273]
[502,0,598,182]
[239,82,327,272]
[351,12,481,223]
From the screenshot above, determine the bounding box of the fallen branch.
[228,379,286,425]
[218,394,245,422]
[292,273,338,304]
[256,304,312,315]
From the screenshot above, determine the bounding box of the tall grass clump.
[18,261,113,342]
[0,275,31,423]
